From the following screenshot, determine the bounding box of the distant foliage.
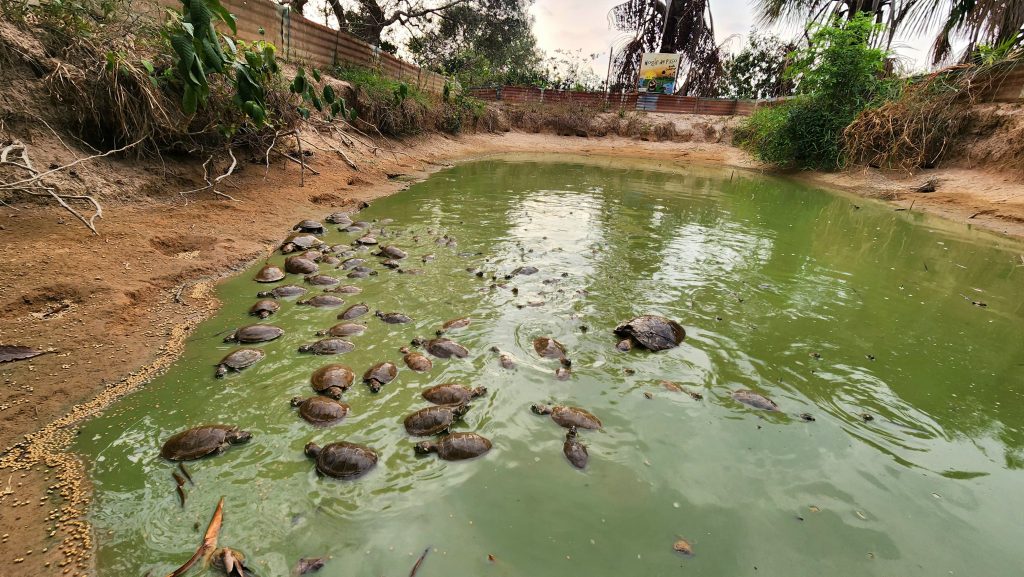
[719,34,797,100]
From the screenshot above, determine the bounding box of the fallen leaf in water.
[0,345,46,363]
[808,505,820,513]
[487,554,496,563]
[672,538,694,556]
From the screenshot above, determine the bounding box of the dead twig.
[178,149,240,203]
[162,497,223,577]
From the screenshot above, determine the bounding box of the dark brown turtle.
[338,303,370,320]
[330,245,354,255]
[304,441,377,479]
[340,225,363,233]
[317,254,341,266]
[351,220,371,229]
[563,426,588,469]
[215,348,264,378]
[376,311,412,324]
[355,235,378,245]
[249,299,280,319]
[316,323,366,337]
[414,432,491,460]
[257,284,307,299]
[377,246,407,259]
[499,353,515,369]
[339,258,365,270]
[397,268,425,275]
[425,338,469,359]
[613,315,685,352]
[305,274,340,286]
[294,219,326,234]
[310,364,355,398]
[530,404,602,429]
[280,233,324,254]
[507,265,538,278]
[533,337,567,359]
[731,389,780,411]
[160,425,252,461]
[290,396,350,426]
[299,250,324,261]
[285,256,318,275]
[326,212,353,225]
[403,404,470,436]
[254,264,285,283]
[422,383,486,405]
[224,324,284,343]
[381,259,401,269]
[298,338,355,355]
[297,295,345,308]
[324,285,362,294]
[439,317,471,333]
[362,361,398,393]
[403,352,433,372]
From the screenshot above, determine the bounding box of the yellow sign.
[638,53,681,95]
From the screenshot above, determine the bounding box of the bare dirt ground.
[1,128,1022,576]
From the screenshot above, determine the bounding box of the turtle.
[355,235,378,245]
[403,352,433,372]
[425,338,469,359]
[731,389,780,412]
[297,295,345,308]
[403,404,470,436]
[499,353,515,369]
[317,254,341,266]
[160,425,252,461]
[351,221,371,229]
[340,225,363,233]
[339,258,366,270]
[224,324,284,343]
[530,404,602,429]
[280,233,324,254]
[347,269,376,279]
[290,396,350,426]
[324,285,362,294]
[376,311,412,324]
[294,219,326,234]
[421,253,436,262]
[438,317,471,334]
[304,441,378,480]
[298,250,324,261]
[298,338,355,355]
[613,315,685,352]
[554,367,571,381]
[422,383,486,405]
[381,259,401,270]
[563,426,588,469]
[414,432,492,461]
[256,284,307,299]
[338,303,370,320]
[310,364,355,398]
[211,547,253,577]
[325,212,353,225]
[329,244,353,254]
[349,265,375,274]
[507,265,538,278]
[215,348,265,378]
[305,274,340,286]
[615,338,633,352]
[248,299,280,319]
[377,246,407,259]
[533,337,567,360]
[316,323,366,337]
[285,257,319,275]
[362,361,398,393]
[254,264,285,283]
[397,268,425,275]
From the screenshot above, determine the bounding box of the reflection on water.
[77,156,1024,577]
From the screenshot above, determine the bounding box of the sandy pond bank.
[1,130,1022,576]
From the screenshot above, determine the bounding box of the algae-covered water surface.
[76,156,1024,577]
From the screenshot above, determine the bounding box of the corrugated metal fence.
[467,86,771,116]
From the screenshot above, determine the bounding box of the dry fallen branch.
[178,149,240,203]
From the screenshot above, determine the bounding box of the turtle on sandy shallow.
[316,323,366,337]
[414,432,491,461]
[304,441,378,479]
[297,295,345,308]
[339,258,366,270]
[530,404,602,429]
[224,324,284,343]
[248,299,280,319]
[323,285,362,294]
[563,426,588,469]
[254,264,285,283]
[310,364,355,398]
[280,233,324,254]
[290,396,350,426]
[256,284,307,299]
[403,351,433,372]
[338,303,370,320]
[424,338,469,359]
[403,404,470,436]
[362,361,398,393]
[325,212,353,225]
[298,338,355,355]
[731,389,780,412]
[285,257,318,275]
[533,337,567,360]
[294,220,326,235]
[305,274,340,286]
[160,425,252,461]
[376,311,412,324]
[421,383,486,405]
[613,315,685,352]
[376,246,407,259]
[215,348,264,378]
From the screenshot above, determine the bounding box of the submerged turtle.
[362,361,398,393]
[351,221,371,229]
[304,441,378,479]
[254,264,285,283]
[376,311,412,324]
[224,324,284,343]
[731,389,780,411]
[297,295,345,308]
[347,269,376,279]
[215,348,265,378]
[415,432,492,460]
[507,265,538,278]
[499,353,515,369]
[403,352,433,372]
[305,274,340,286]
[317,254,341,266]
[381,259,401,270]
[339,258,366,270]
[316,323,366,337]
[533,337,567,359]
[310,364,355,398]
[294,219,326,234]
[438,317,471,334]
[355,235,378,246]
[376,246,407,259]
[324,285,362,294]
[326,212,353,225]
[563,426,588,469]
[530,404,602,429]
[425,338,469,359]
[422,383,486,405]
[338,303,370,320]
[280,233,324,254]
[403,404,470,436]
[249,299,280,319]
[613,315,685,352]
[256,284,307,299]
[298,338,355,355]
[340,225,363,233]
[160,425,252,461]
[291,396,350,426]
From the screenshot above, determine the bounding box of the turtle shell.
[731,390,779,411]
[325,285,362,294]
[441,317,471,331]
[549,406,602,430]
[378,246,407,259]
[293,397,349,426]
[339,258,365,270]
[298,295,345,308]
[425,338,469,359]
[294,219,326,234]
[377,311,412,324]
[613,315,685,351]
[340,225,362,233]
[563,429,588,469]
[281,233,323,252]
[160,425,249,461]
[317,323,366,337]
[305,274,340,286]
[355,235,378,245]
[347,270,375,279]
[307,442,377,479]
[533,337,567,359]
[298,339,355,355]
[257,284,307,299]
[431,433,492,460]
[286,257,319,275]
[422,383,484,405]
[362,362,398,385]
[311,364,355,396]
[510,265,538,276]
[403,352,433,372]
[254,264,285,283]
[351,221,371,229]
[404,405,465,436]
[339,303,370,320]
[325,212,353,225]
[317,255,341,266]
[249,299,280,319]
[216,348,264,377]
[226,324,284,343]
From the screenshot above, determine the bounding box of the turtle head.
[566,426,578,440]
[304,442,322,458]
[289,397,305,407]
[257,311,270,319]
[410,337,426,348]
[256,291,272,298]
[399,346,410,354]
[223,331,237,343]
[560,358,572,368]
[471,386,488,398]
[315,329,326,336]
[324,386,344,399]
[215,365,227,378]
[413,441,437,455]
[367,380,383,394]
[530,403,552,416]
[297,344,311,353]
[374,310,384,318]
[452,403,471,419]
[228,429,253,445]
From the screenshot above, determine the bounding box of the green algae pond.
[75,155,1024,577]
